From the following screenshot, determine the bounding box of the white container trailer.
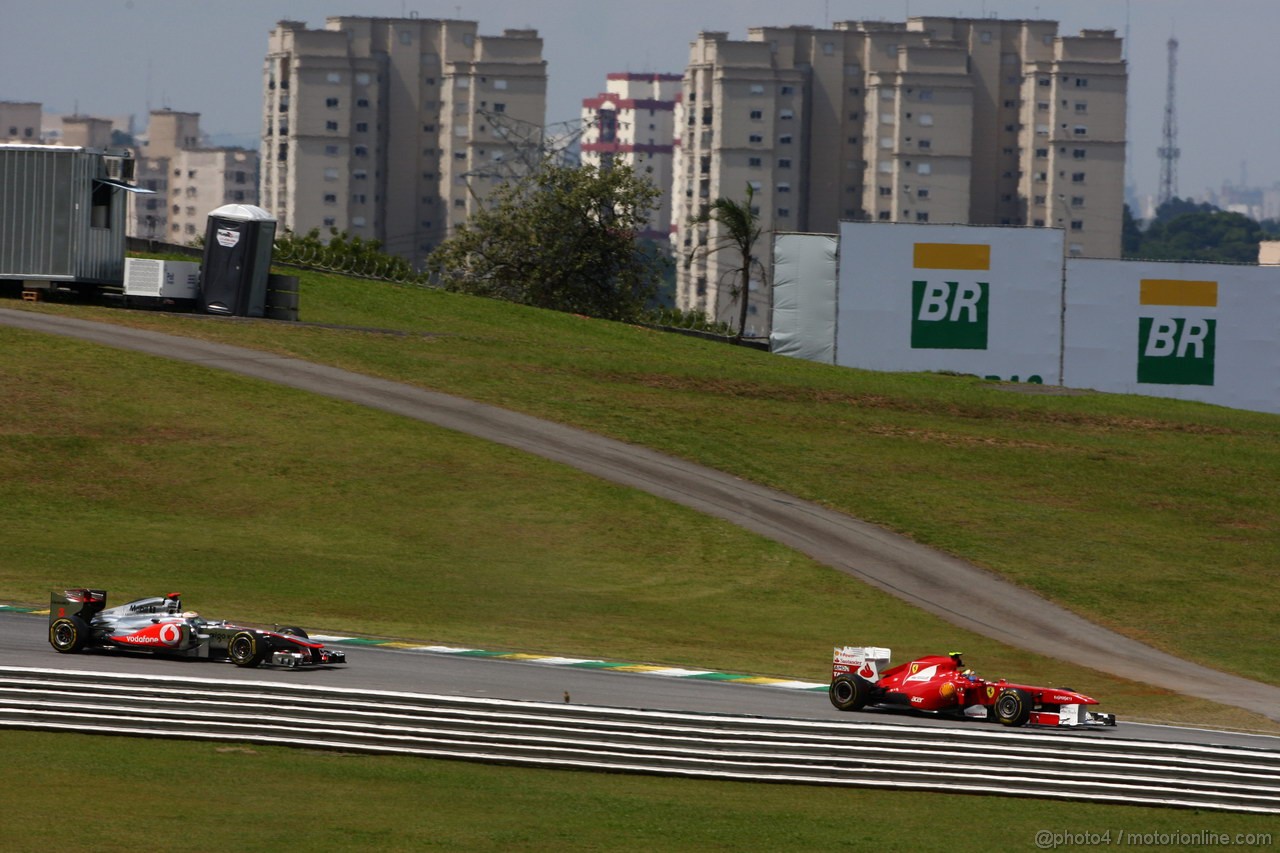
[0,144,150,293]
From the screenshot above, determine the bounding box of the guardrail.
[1,667,1277,814]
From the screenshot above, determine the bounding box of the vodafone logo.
[159,623,182,646]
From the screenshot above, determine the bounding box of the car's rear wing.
[49,588,107,623]
[832,646,892,681]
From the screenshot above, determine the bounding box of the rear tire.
[829,674,872,711]
[49,617,88,653]
[228,631,264,667]
[994,688,1033,727]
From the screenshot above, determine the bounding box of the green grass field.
[2,731,1274,853]
[2,264,1278,844]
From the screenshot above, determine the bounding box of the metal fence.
[1,667,1276,814]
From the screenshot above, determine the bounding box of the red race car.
[829,646,1115,728]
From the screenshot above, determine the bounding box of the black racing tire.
[228,631,265,667]
[829,674,872,712]
[277,625,309,639]
[994,688,1034,727]
[49,616,89,653]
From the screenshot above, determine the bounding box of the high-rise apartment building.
[0,102,42,143]
[580,73,682,244]
[673,18,1126,334]
[261,16,547,267]
[131,110,259,242]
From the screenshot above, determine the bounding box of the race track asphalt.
[3,307,1278,722]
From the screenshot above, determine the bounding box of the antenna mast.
[1156,36,1180,206]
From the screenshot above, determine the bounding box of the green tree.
[686,185,765,342]
[428,159,664,322]
[1133,210,1262,263]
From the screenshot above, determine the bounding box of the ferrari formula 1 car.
[47,588,346,669]
[829,646,1115,728]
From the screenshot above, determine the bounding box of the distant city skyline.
[4,0,1278,207]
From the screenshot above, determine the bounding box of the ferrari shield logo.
[986,685,995,699]
[910,663,919,674]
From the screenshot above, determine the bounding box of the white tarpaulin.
[1064,258,1280,414]
[835,222,1064,384]
[770,233,838,364]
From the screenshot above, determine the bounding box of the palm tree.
[687,185,765,342]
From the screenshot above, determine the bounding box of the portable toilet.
[199,204,276,316]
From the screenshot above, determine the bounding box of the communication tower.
[1156,37,1180,207]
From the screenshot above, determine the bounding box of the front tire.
[228,631,264,667]
[829,674,872,711]
[276,625,309,639]
[49,617,88,653]
[994,688,1033,727]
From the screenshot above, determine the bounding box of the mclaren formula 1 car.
[829,646,1115,728]
[47,588,346,669]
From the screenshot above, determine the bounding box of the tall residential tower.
[674,17,1126,333]
[261,16,546,266]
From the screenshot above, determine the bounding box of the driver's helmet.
[962,668,978,682]
[181,610,199,620]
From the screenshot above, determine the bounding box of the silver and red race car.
[829,646,1115,728]
[47,588,346,669]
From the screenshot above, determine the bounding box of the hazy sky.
[2,0,1273,203]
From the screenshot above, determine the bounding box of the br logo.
[909,242,990,350]
[1137,279,1217,387]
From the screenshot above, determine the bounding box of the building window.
[1070,220,1084,230]
[1003,99,1017,109]
[1075,77,1088,87]
[919,89,933,101]
[354,170,368,180]
[919,139,931,149]
[1071,196,1085,206]
[917,188,929,198]
[1034,195,1046,205]
[352,193,367,204]
[880,88,894,101]
[917,162,932,175]
[326,72,341,83]
[326,97,339,108]
[325,144,339,155]
[1075,102,1088,113]
[323,193,337,204]
[326,121,338,131]
[750,109,763,120]
[494,80,508,90]
[493,103,506,113]
[1037,101,1049,111]
[355,122,368,133]
[1038,77,1051,87]
[779,134,792,144]
[1072,172,1086,182]
[879,137,893,149]
[916,212,929,221]
[1033,218,1045,226]
[356,72,370,85]
[323,168,339,181]
[880,113,895,125]
[781,85,794,95]
[777,208,790,217]
[355,145,368,156]
[779,109,794,120]
[750,84,765,94]
[748,157,762,167]
[356,98,370,108]
[1073,148,1086,159]
[778,158,791,168]
[777,182,791,193]
[323,217,336,227]
[454,198,465,207]
[749,133,763,143]
[878,210,891,220]
[878,161,893,174]
[1073,126,1087,135]
[1035,148,1048,158]
[879,186,892,196]
[918,113,933,127]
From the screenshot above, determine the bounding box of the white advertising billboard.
[835,222,1064,384]
[1064,259,1280,414]
[770,233,838,364]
